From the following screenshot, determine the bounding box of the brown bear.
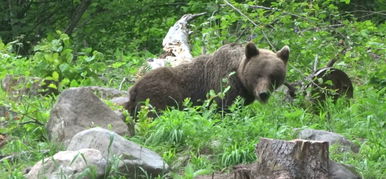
[126,42,290,117]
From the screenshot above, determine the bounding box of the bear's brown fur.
[126,43,290,117]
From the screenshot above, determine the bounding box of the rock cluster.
[26,87,168,179]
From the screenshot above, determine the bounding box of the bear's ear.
[276,45,290,64]
[245,43,259,59]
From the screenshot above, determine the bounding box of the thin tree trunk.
[65,0,92,35]
[7,0,15,39]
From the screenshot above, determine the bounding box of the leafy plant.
[1,0,385,178]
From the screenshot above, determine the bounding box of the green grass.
[127,84,386,178]
[0,78,385,178]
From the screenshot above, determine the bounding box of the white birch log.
[147,12,206,69]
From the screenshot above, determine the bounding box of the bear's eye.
[269,74,277,81]
[269,74,284,87]
[272,80,280,88]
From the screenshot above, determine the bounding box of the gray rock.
[82,86,126,99]
[46,87,130,146]
[67,127,169,177]
[330,160,361,179]
[0,105,17,119]
[298,129,359,153]
[1,75,48,98]
[113,110,135,137]
[1,75,125,100]
[0,105,18,128]
[26,148,106,179]
[111,96,130,106]
[111,96,134,136]
[276,84,297,103]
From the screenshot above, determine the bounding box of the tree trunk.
[65,0,92,35]
[7,0,15,39]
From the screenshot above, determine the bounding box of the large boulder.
[1,75,57,98]
[46,87,130,146]
[110,96,130,106]
[298,129,359,153]
[26,149,106,179]
[81,86,127,99]
[330,160,361,179]
[67,127,169,177]
[1,74,127,99]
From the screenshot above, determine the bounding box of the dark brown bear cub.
[126,43,290,117]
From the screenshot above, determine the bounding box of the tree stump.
[197,138,361,179]
[230,138,330,179]
[253,138,329,179]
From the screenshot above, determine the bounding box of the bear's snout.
[255,90,270,103]
[258,92,270,102]
[254,79,271,103]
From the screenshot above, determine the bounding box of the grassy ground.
[1,78,384,178]
[131,84,385,178]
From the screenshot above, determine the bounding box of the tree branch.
[223,0,275,50]
[326,47,350,68]
[249,5,277,10]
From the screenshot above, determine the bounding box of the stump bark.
[253,138,330,179]
[198,138,330,179]
[197,138,361,179]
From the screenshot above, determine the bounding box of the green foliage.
[0,92,61,178]
[31,31,107,89]
[0,0,385,178]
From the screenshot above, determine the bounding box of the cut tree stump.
[253,138,329,179]
[198,138,331,179]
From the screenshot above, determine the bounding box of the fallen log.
[147,12,206,69]
[302,67,353,103]
[284,50,354,104]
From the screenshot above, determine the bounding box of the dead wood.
[147,12,206,69]
[304,67,354,102]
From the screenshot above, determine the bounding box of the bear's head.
[238,43,290,103]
